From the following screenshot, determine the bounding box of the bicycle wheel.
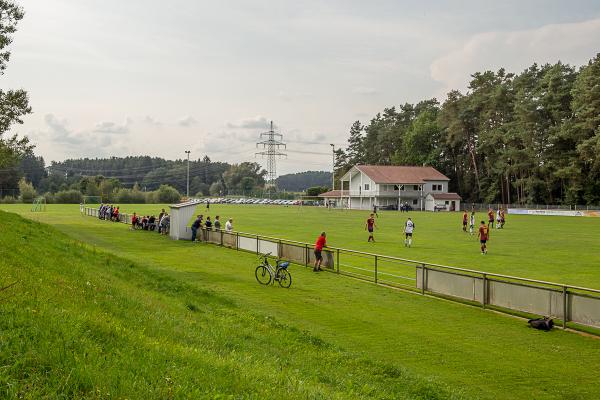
[255,265,272,285]
[277,268,292,288]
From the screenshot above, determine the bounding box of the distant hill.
[276,171,332,192]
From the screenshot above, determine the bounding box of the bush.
[43,192,55,204]
[18,178,37,203]
[0,196,16,204]
[156,185,181,204]
[54,190,83,204]
[144,191,157,204]
[306,186,330,197]
[114,188,147,204]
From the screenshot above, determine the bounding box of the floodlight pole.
[185,150,191,197]
[330,144,335,190]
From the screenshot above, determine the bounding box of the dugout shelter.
[169,199,202,240]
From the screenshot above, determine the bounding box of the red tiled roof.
[428,192,462,200]
[355,165,449,184]
[318,190,348,197]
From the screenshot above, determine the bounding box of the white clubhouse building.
[320,165,461,211]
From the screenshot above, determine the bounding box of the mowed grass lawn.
[2,205,600,399]
[5,203,599,288]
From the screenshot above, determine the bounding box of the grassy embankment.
[2,206,600,399]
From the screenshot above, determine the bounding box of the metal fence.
[82,207,600,331]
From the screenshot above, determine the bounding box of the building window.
[412,199,418,205]
[445,200,449,205]
[396,185,402,191]
[364,183,370,191]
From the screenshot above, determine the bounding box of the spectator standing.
[225,218,233,232]
[313,232,327,272]
[214,216,221,231]
[191,215,202,242]
[205,217,212,231]
[157,209,165,233]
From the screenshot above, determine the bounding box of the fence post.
[336,249,340,274]
[256,235,259,254]
[305,244,309,267]
[374,255,378,284]
[220,230,223,246]
[421,264,426,295]
[563,286,568,329]
[482,273,487,309]
[236,232,239,250]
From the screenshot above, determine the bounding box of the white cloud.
[143,115,163,126]
[430,18,600,97]
[93,118,131,134]
[226,116,272,130]
[40,113,130,157]
[178,116,198,127]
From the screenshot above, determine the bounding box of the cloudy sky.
[4,0,600,174]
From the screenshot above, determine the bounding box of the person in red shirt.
[478,220,490,255]
[462,210,468,232]
[313,232,327,272]
[130,213,138,230]
[365,214,377,242]
[487,208,494,228]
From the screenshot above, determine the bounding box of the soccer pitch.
[2,204,600,399]
[6,203,597,288]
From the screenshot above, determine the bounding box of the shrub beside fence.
[82,207,600,332]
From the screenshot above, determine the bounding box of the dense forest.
[276,171,332,192]
[334,54,600,205]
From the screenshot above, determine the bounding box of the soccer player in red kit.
[487,208,494,228]
[365,213,377,242]
[462,211,468,232]
[478,221,489,254]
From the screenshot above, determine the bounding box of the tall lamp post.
[330,144,335,190]
[185,150,191,197]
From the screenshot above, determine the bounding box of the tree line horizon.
[333,53,600,205]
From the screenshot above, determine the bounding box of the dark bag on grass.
[528,317,554,331]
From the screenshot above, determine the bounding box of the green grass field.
[2,204,600,399]
[4,203,599,288]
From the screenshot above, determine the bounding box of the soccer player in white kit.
[404,217,415,247]
[469,211,476,235]
[496,209,502,229]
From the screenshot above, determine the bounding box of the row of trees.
[0,178,184,205]
[334,54,600,205]
[3,153,337,202]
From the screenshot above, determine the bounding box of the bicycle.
[255,252,292,288]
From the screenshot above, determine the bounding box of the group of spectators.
[98,204,121,221]
[191,214,233,242]
[130,208,171,234]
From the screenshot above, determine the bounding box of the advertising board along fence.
[81,207,600,332]
[463,203,600,214]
